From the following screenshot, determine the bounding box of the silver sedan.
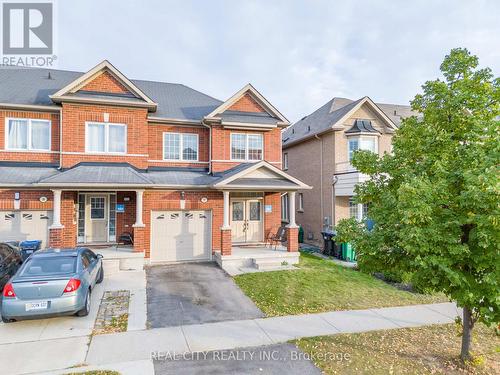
[1,248,103,323]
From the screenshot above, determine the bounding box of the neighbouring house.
[281,96,415,246]
[0,60,310,266]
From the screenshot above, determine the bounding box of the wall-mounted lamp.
[14,192,20,210]
[180,191,186,209]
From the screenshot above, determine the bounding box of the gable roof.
[0,66,223,121]
[205,84,289,126]
[283,96,416,148]
[50,60,157,110]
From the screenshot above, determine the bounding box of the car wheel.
[1,316,13,323]
[96,265,104,284]
[77,289,91,317]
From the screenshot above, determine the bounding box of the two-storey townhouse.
[281,96,416,246]
[0,61,310,266]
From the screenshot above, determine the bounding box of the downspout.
[201,120,212,174]
[315,134,324,231]
[58,106,63,169]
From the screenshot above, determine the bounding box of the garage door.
[151,210,212,262]
[0,211,52,248]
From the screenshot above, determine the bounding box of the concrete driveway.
[146,262,264,328]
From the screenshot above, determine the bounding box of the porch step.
[252,258,292,270]
[95,249,145,274]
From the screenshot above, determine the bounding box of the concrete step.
[252,258,291,270]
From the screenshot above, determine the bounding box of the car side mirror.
[96,254,103,259]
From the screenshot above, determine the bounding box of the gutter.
[200,119,212,175]
[315,134,324,229]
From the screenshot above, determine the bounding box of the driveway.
[146,262,264,328]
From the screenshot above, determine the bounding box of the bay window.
[86,122,127,154]
[6,118,51,151]
[231,133,263,161]
[348,136,377,161]
[163,132,199,161]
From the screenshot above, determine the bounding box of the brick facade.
[228,93,266,113]
[79,71,130,94]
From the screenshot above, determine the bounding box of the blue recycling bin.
[19,240,42,261]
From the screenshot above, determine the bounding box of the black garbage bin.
[321,231,336,256]
[19,240,42,261]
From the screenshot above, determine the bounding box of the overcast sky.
[56,0,499,122]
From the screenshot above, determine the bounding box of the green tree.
[336,48,499,361]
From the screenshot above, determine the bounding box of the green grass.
[234,252,447,316]
[294,323,500,374]
[64,371,120,375]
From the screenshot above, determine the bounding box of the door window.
[232,202,244,221]
[90,197,106,219]
[249,201,261,221]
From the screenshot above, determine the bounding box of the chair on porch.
[114,231,134,251]
[266,226,287,250]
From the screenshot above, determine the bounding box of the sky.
[55,0,499,122]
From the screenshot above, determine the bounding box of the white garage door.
[0,210,52,248]
[151,210,212,262]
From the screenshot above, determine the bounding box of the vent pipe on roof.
[47,72,53,80]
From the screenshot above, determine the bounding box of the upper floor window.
[283,152,288,170]
[5,118,51,151]
[86,122,127,154]
[348,136,377,161]
[231,133,263,161]
[163,132,199,161]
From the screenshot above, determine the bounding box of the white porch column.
[49,189,64,229]
[133,189,145,227]
[357,202,364,222]
[222,191,230,229]
[287,191,298,228]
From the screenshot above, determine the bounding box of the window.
[163,133,199,161]
[6,118,51,151]
[86,122,127,154]
[90,197,105,220]
[298,193,304,212]
[348,136,377,161]
[231,133,263,161]
[349,197,369,220]
[281,193,289,222]
[283,153,288,170]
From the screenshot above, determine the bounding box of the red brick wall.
[228,93,266,113]
[60,103,149,169]
[147,123,209,168]
[116,191,136,238]
[210,125,282,172]
[79,71,130,94]
[264,192,282,239]
[0,190,53,210]
[0,110,60,164]
[139,190,224,258]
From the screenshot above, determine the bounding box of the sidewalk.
[85,302,460,366]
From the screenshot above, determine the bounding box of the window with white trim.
[283,152,288,170]
[86,122,127,154]
[349,197,369,220]
[281,193,289,222]
[163,133,199,161]
[348,136,377,161]
[6,118,51,151]
[230,133,263,161]
[298,193,304,212]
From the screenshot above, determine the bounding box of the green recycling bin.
[298,226,304,243]
[341,243,356,262]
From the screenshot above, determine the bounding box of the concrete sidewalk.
[86,302,461,366]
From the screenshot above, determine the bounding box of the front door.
[230,199,263,243]
[85,195,108,242]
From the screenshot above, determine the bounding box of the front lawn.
[234,252,447,316]
[295,323,499,374]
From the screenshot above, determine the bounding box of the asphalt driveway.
[146,262,264,328]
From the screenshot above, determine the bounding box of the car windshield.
[20,256,77,277]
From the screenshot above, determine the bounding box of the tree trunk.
[461,306,474,362]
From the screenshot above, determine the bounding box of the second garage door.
[150,210,212,262]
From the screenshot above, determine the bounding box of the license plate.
[25,250,33,254]
[25,301,48,311]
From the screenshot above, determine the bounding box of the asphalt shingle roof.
[283,97,416,147]
[219,110,279,125]
[0,67,223,121]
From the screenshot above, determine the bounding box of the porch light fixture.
[180,191,186,210]
[14,192,20,210]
